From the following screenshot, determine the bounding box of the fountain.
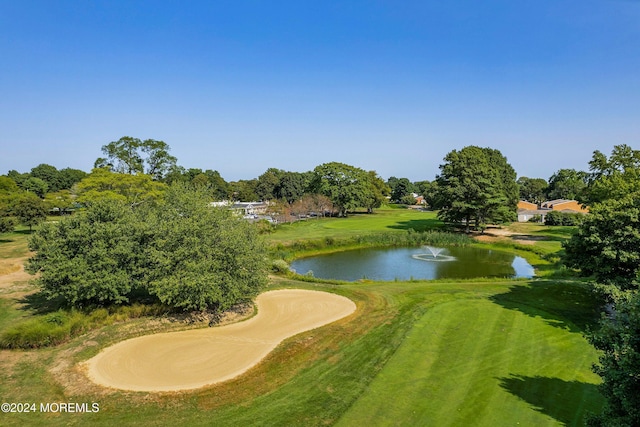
[411,246,456,262]
[426,246,444,258]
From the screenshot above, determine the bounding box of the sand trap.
[83,289,356,392]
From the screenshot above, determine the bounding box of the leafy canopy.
[563,192,640,293]
[434,146,517,230]
[26,184,268,311]
[94,136,177,180]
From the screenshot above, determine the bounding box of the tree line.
[2,135,612,234]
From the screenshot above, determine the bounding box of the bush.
[271,259,290,274]
[545,211,585,226]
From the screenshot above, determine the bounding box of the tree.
[58,168,87,190]
[364,171,390,213]
[310,162,373,217]
[14,193,48,231]
[144,184,268,311]
[0,217,15,234]
[417,180,438,208]
[434,146,517,231]
[30,163,62,193]
[6,170,28,188]
[547,168,588,201]
[75,168,167,207]
[95,136,177,179]
[228,179,258,201]
[0,177,19,233]
[26,184,268,311]
[582,144,640,206]
[587,293,640,427]
[26,200,145,306]
[276,171,308,204]
[389,177,415,202]
[0,176,19,194]
[22,177,48,198]
[141,139,178,180]
[44,190,75,215]
[563,192,640,294]
[517,177,548,204]
[256,168,283,201]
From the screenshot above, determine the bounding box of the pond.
[290,246,535,281]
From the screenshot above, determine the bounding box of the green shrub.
[271,259,290,274]
[545,211,585,226]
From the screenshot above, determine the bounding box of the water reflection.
[290,246,534,282]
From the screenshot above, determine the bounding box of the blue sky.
[1,1,639,182]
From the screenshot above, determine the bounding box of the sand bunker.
[83,289,356,392]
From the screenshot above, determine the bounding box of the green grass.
[338,289,602,426]
[267,208,442,243]
[0,278,603,426]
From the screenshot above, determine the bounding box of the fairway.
[337,298,602,426]
[268,209,441,242]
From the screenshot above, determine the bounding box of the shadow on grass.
[489,281,601,333]
[498,375,603,426]
[387,219,443,232]
[19,292,67,314]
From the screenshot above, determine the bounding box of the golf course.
[0,208,603,426]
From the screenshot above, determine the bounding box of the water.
[290,246,534,281]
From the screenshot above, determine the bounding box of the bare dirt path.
[83,289,356,392]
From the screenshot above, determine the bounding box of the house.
[517,200,547,222]
[540,199,589,213]
[232,202,268,216]
[517,200,537,211]
[209,201,269,216]
[516,199,589,222]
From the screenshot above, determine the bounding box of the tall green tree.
[58,167,87,190]
[364,171,390,213]
[23,177,48,198]
[95,136,177,179]
[547,168,588,200]
[564,192,640,295]
[26,200,145,305]
[587,293,640,427]
[145,184,268,311]
[26,184,268,311]
[310,162,372,217]
[75,168,167,206]
[277,171,308,204]
[435,146,517,231]
[228,179,259,201]
[0,176,19,194]
[256,168,283,201]
[389,177,415,202]
[582,144,640,206]
[14,193,48,232]
[517,176,548,204]
[0,177,20,233]
[30,164,62,193]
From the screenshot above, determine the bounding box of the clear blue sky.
[1,0,639,182]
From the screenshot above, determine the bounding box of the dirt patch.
[0,257,31,288]
[473,228,539,246]
[83,289,356,392]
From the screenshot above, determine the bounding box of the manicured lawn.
[267,208,441,243]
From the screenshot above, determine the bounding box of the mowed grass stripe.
[337,299,602,427]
